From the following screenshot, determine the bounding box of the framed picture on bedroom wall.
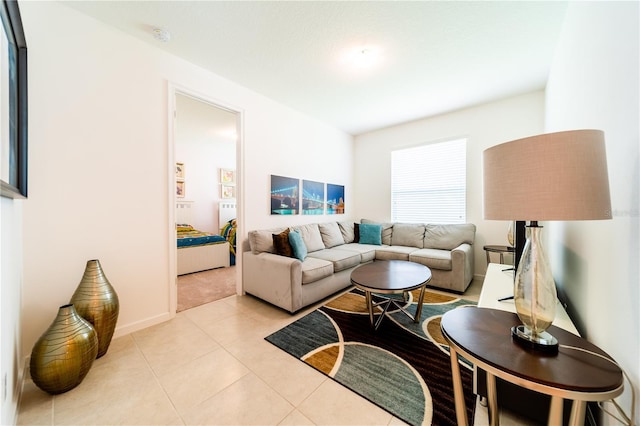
[176,181,185,198]
[176,162,185,181]
[221,184,235,199]
[220,168,235,184]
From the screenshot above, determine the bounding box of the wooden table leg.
[568,400,586,426]
[548,396,564,426]
[486,372,499,426]
[449,346,469,426]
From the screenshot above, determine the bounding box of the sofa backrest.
[423,223,476,250]
[246,221,476,255]
[247,227,288,254]
[391,223,425,248]
[360,219,475,250]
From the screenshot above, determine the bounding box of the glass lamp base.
[511,325,559,354]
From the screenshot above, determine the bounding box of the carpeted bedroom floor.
[177,266,236,312]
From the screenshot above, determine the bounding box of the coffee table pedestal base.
[364,285,427,330]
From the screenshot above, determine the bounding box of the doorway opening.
[168,86,242,313]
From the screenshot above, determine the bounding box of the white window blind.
[391,138,466,224]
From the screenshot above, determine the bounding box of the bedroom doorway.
[170,87,242,313]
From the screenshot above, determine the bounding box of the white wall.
[353,91,545,276]
[242,113,353,232]
[18,0,352,372]
[175,94,236,233]
[545,1,639,422]
[1,198,23,425]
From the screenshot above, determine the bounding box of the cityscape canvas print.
[270,175,299,215]
[326,183,345,214]
[302,180,325,215]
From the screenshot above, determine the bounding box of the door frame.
[167,82,244,314]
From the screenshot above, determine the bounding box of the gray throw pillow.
[319,222,345,248]
[292,223,325,253]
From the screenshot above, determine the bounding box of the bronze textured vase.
[70,259,119,358]
[30,304,99,394]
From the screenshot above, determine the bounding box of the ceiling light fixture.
[152,27,171,43]
[342,45,382,70]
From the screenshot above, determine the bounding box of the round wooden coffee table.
[350,260,432,330]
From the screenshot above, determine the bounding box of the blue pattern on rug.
[335,343,430,425]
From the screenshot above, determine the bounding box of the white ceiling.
[62,1,569,135]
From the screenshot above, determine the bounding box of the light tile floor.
[17,279,533,425]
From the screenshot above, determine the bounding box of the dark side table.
[483,245,515,265]
[441,307,623,426]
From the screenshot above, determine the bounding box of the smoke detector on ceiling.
[152,27,171,43]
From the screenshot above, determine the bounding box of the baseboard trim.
[112,311,173,339]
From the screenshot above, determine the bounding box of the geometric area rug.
[265,288,477,426]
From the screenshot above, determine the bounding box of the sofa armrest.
[242,251,303,313]
[451,243,474,292]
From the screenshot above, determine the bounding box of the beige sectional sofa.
[242,219,476,313]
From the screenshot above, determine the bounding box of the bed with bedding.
[177,224,230,275]
[176,200,231,275]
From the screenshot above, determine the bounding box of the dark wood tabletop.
[441,307,623,394]
[350,260,432,293]
[483,245,516,252]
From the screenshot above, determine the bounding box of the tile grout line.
[129,332,187,425]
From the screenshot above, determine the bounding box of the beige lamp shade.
[483,129,612,221]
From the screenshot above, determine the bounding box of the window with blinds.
[391,138,467,224]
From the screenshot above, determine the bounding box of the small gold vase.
[70,259,119,358]
[30,304,98,394]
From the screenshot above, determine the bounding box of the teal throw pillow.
[288,230,307,261]
[359,223,382,245]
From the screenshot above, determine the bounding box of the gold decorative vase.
[30,304,98,394]
[70,259,120,358]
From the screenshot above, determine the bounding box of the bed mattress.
[177,224,226,248]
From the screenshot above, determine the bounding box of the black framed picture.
[0,0,28,199]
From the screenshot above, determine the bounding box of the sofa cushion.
[423,224,476,250]
[300,257,334,284]
[307,248,361,272]
[361,219,393,245]
[319,222,345,248]
[272,229,293,257]
[391,224,425,248]
[359,223,382,245]
[340,243,377,263]
[375,245,420,261]
[292,223,325,253]
[288,230,307,261]
[338,221,355,243]
[409,248,452,270]
[248,227,288,254]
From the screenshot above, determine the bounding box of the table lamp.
[483,129,612,353]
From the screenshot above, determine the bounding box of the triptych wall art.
[270,175,345,215]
